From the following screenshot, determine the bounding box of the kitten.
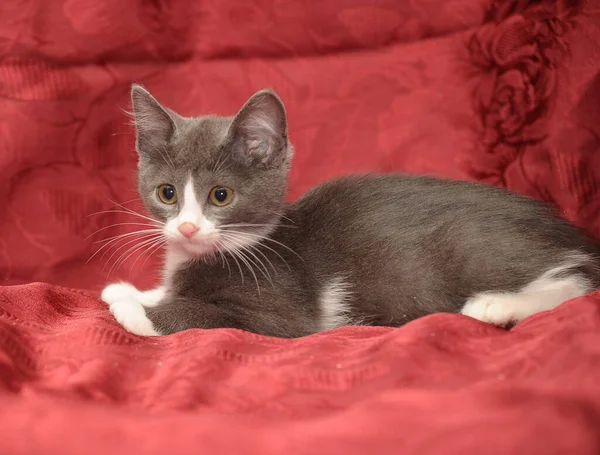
[101,85,600,338]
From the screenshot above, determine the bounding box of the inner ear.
[131,84,177,157]
[227,89,288,166]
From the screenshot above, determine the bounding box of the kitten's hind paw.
[460,294,516,327]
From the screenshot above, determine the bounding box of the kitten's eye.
[157,184,177,205]
[209,186,233,207]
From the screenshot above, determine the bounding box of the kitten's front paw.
[101,282,160,336]
[101,282,139,306]
[109,300,160,336]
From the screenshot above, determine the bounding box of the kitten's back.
[274,174,600,323]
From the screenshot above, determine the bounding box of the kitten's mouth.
[168,233,221,257]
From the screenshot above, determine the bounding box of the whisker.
[129,237,168,275]
[113,234,164,270]
[139,238,169,271]
[220,230,303,262]
[101,232,161,262]
[102,233,162,273]
[108,235,163,276]
[219,223,297,229]
[104,198,166,226]
[88,209,164,226]
[220,249,232,278]
[218,240,245,286]
[212,241,232,278]
[222,236,272,286]
[212,149,226,174]
[107,197,142,208]
[265,209,295,224]
[246,243,278,274]
[149,142,175,170]
[87,230,161,264]
[94,198,144,217]
[227,243,261,295]
[242,248,273,285]
[222,239,244,285]
[85,222,160,241]
[141,134,175,169]
[219,231,292,271]
[94,228,163,244]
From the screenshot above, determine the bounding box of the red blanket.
[1,283,600,454]
[2,0,600,453]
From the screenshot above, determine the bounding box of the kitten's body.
[101,86,600,338]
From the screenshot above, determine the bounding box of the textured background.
[1,1,600,454]
[2,0,600,291]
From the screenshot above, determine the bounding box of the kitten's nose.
[178,222,199,239]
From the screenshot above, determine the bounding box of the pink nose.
[178,222,199,239]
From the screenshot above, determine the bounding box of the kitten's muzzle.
[178,222,199,239]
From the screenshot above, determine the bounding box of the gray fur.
[130,84,600,338]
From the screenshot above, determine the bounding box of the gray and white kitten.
[101,85,600,338]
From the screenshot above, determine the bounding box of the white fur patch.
[164,178,215,239]
[101,282,162,336]
[461,257,592,326]
[161,177,220,280]
[319,277,353,331]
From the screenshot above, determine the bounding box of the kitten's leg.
[101,282,166,307]
[461,264,592,326]
[101,282,166,336]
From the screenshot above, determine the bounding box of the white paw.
[101,282,160,336]
[101,282,165,308]
[101,282,140,306]
[109,300,160,336]
[461,294,516,327]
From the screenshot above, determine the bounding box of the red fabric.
[1,0,600,453]
[1,283,600,454]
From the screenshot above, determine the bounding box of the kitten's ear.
[130,84,177,157]
[227,89,290,167]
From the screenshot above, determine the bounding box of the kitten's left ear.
[227,89,291,167]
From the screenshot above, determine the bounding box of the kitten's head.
[130,85,293,259]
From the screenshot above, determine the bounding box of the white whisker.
[246,242,277,273]
[211,147,228,175]
[104,198,166,226]
[87,229,162,264]
[102,233,162,273]
[85,222,160,241]
[219,231,292,271]
[142,135,175,169]
[218,223,296,229]
[264,208,295,224]
[227,243,260,295]
[220,229,302,262]
[108,235,163,276]
[225,245,245,285]
[94,228,163,244]
[139,238,169,271]
[88,209,164,226]
[130,237,168,275]
[221,236,273,285]
[213,242,232,278]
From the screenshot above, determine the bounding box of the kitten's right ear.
[130,84,177,156]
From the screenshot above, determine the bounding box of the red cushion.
[1,0,600,453]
